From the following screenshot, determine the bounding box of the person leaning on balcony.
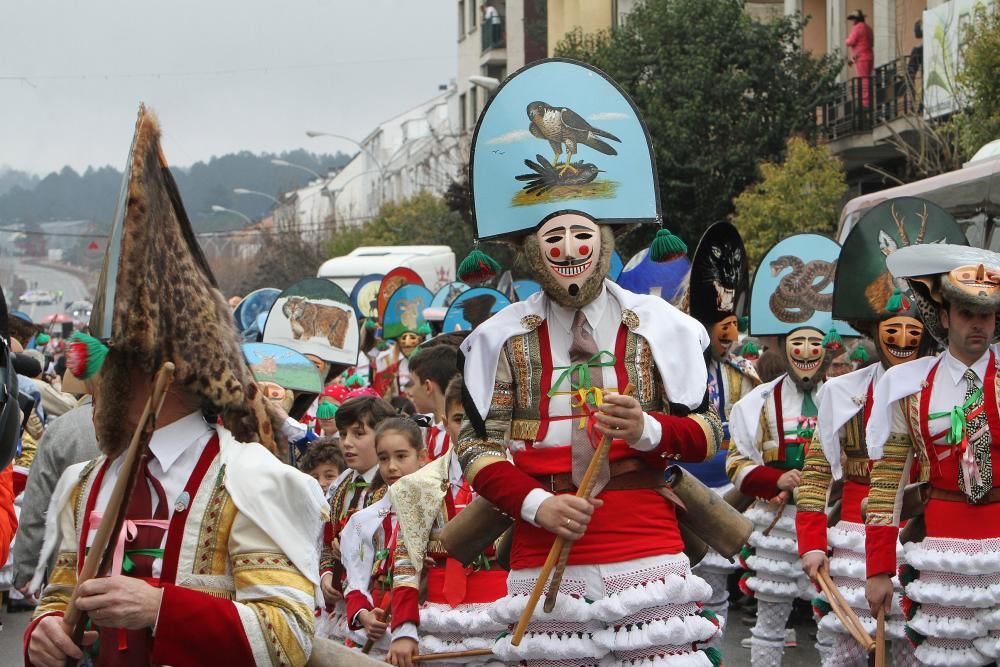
[846,9,874,107]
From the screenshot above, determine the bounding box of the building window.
[469,0,477,31]
[469,87,477,125]
[458,0,466,39]
[459,92,467,131]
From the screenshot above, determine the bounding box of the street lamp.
[468,75,500,92]
[233,188,282,206]
[271,159,323,180]
[210,205,253,226]
[304,131,387,178]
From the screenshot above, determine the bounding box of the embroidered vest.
[905,356,1000,492]
[841,381,875,480]
[760,377,813,471]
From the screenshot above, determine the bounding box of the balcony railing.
[482,16,505,52]
[818,56,923,141]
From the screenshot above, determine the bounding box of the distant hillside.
[0,149,351,230]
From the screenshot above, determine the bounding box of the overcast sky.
[0,0,456,175]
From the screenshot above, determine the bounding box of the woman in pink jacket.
[846,9,874,107]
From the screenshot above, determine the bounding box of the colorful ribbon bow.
[929,386,984,451]
[548,350,616,398]
[89,512,170,577]
[795,415,818,442]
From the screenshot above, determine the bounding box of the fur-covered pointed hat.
[86,106,276,456]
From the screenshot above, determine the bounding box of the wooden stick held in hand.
[413,648,494,663]
[511,384,636,645]
[816,569,874,652]
[63,362,176,664]
[762,494,788,537]
[874,607,886,667]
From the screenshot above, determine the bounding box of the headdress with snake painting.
[749,233,859,390]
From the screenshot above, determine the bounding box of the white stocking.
[697,570,730,650]
[750,599,793,667]
[823,631,870,666]
[891,637,921,667]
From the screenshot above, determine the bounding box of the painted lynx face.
[708,243,742,312]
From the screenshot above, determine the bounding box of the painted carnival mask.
[525,213,613,309]
[398,332,423,357]
[709,315,739,361]
[877,316,924,367]
[784,327,826,389]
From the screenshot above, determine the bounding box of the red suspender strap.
[78,459,111,572]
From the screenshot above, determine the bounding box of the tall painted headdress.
[461,58,685,283]
[684,222,749,327]
[77,107,275,455]
[0,291,19,469]
[262,278,360,370]
[834,197,967,329]
[749,233,859,341]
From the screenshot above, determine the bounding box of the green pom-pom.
[703,647,723,667]
[458,247,501,284]
[812,596,833,616]
[885,288,911,314]
[364,317,378,331]
[67,332,109,380]
[898,564,918,587]
[345,372,366,388]
[649,228,688,262]
[35,333,51,345]
[739,340,759,360]
[905,624,925,647]
[850,345,869,363]
[316,401,338,419]
[698,608,721,627]
[737,316,749,333]
[822,327,843,351]
[417,322,432,336]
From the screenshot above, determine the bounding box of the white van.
[317,245,456,294]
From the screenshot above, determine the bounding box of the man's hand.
[594,394,644,445]
[801,551,829,581]
[74,576,163,630]
[866,573,894,616]
[777,469,801,491]
[387,637,420,667]
[320,573,342,607]
[28,616,97,667]
[535,495,604,541]
[359,608,388,642]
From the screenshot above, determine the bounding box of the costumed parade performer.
[455,58,725,666]
[678,221,759,648]
[24,107,327,667]
[796,198,964,665]
[865,241,1000,666]
[727,233,854,666]
[373,278,431,401]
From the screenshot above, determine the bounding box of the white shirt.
[520,287,661,523]
[91,411,214,578]
[923,348,990,440]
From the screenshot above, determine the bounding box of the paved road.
[4,258,90,324]
[1,604,30,661]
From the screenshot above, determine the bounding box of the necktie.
[100,453,169,666]
[569,310,610,494]
[961,369,991,502]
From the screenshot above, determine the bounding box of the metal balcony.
[818,56,922,141]
[482,15,505,52]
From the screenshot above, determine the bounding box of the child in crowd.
[316,395,395,641]
[386,373,507,666]
[297,437,345,493]
[342,417,427,655]
[406,345,459,461]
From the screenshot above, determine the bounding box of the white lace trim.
[914,641,989,667]
[747,532,800,557]
[818,613,906,640]
[829,584,903,616]
[828,556,867,581]
[908,609,986,640]
[904,537,1000,575]
[597,651,713,666]
[591,615,719,653]
[492,632,605,661]
[745,554,806,579]
[972,634,1000,659]
[745,574,810,600]
[694,549,737,574]
[905,579,1000,608]
[420,602,507,634]
[827,522,867,552]
[490,573,712,625]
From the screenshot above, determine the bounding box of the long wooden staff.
[361,608,388,654]
[511,384,636,645]
[816,569,875,652]
[874,607,886,666]
[543,384,638,614]
[64,362,176,659]
[413,648,494,663]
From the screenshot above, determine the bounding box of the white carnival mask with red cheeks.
[536,214,602,299]
[785,327,826,388]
